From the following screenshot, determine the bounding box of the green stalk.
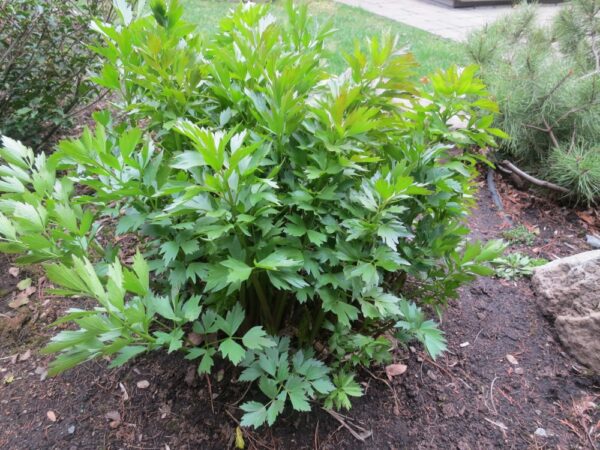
[251,272,275,332]
[273,291,288,331]
[309,305,326,343]
[240,280,247,309]
[174,131,182,152]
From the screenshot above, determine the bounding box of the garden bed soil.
[0,174,599,449]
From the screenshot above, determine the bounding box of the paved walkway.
[335,0,562,41]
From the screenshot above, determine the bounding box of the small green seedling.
[502,225,537,246]
[492,252,547,280]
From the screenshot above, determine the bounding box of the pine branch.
[500,160,570,194]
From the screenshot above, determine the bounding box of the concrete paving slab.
[335,0,562,41]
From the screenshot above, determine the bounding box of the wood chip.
[119,382,129,401]
[506,354,518,365]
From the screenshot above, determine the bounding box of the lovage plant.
[0,0,505,427]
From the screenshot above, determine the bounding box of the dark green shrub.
[0,0,504,427]
[0,0,111,146]
[466,1,600,205]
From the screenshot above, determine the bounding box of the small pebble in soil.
[534,428,548,437]
[67,425,75,434]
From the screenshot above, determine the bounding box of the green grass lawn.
[181,0,465,75]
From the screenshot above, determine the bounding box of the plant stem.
[273,291,288,330]
[251,272,275,332]
[309,305,326,343]
[174,132,182,152]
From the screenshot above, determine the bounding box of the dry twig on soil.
[322,408,373,442]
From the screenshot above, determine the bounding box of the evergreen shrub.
[466,0,600,204]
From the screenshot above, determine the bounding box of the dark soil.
[1,174,599,450]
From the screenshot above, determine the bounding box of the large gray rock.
[532,250,600,372]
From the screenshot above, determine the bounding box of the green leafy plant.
[502,225,537,246]
[492,252,547,280]
[466,0,600,205]
[0,0,506,428]
[0,0,112,147]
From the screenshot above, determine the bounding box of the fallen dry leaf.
[3,374,15,384]
[22,286,36,296]
[18,349,31,361]
[16,278,32,290]
[576,211,596,226]
[8,295,29,309]
[47,410,57,422]
[8,267,19,277]
[235,426,245,449]
[385,363,408,380]
[506,354,519,365]
[137,379,150,389]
